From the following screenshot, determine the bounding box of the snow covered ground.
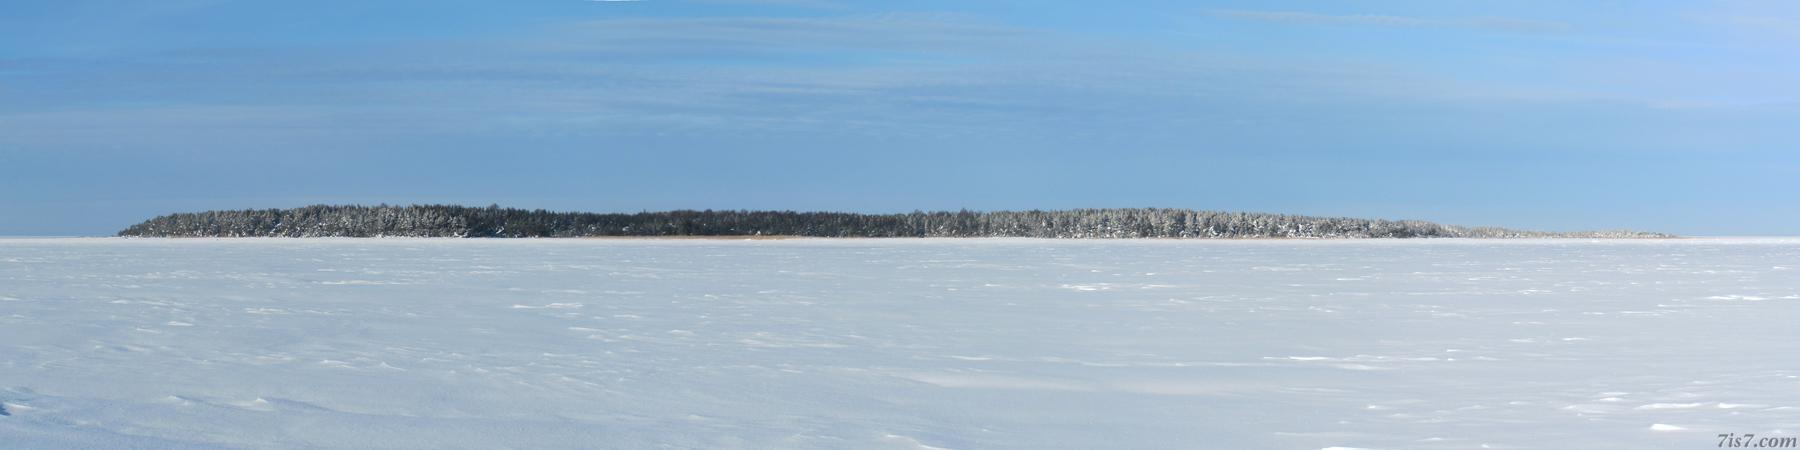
[2,237,1799,449]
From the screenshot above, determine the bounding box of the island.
[115,205,1672,239]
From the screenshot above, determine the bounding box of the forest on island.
[116,205,1670,239]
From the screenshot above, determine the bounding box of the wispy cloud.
[684,0,845,8]
[1208,9,1570,33]
[539,13,1033,55]
[0,13,1350,146]
[1715,14,1800,38]
[0,11,1728,155]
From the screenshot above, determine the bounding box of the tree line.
[115,205,1671,239]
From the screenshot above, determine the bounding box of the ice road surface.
[2,238,1799,449]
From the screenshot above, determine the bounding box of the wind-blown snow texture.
[2,238,1798,449]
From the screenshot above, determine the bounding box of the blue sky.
[2,0,1797,236]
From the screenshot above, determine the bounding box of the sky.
[2,0,1797,236]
